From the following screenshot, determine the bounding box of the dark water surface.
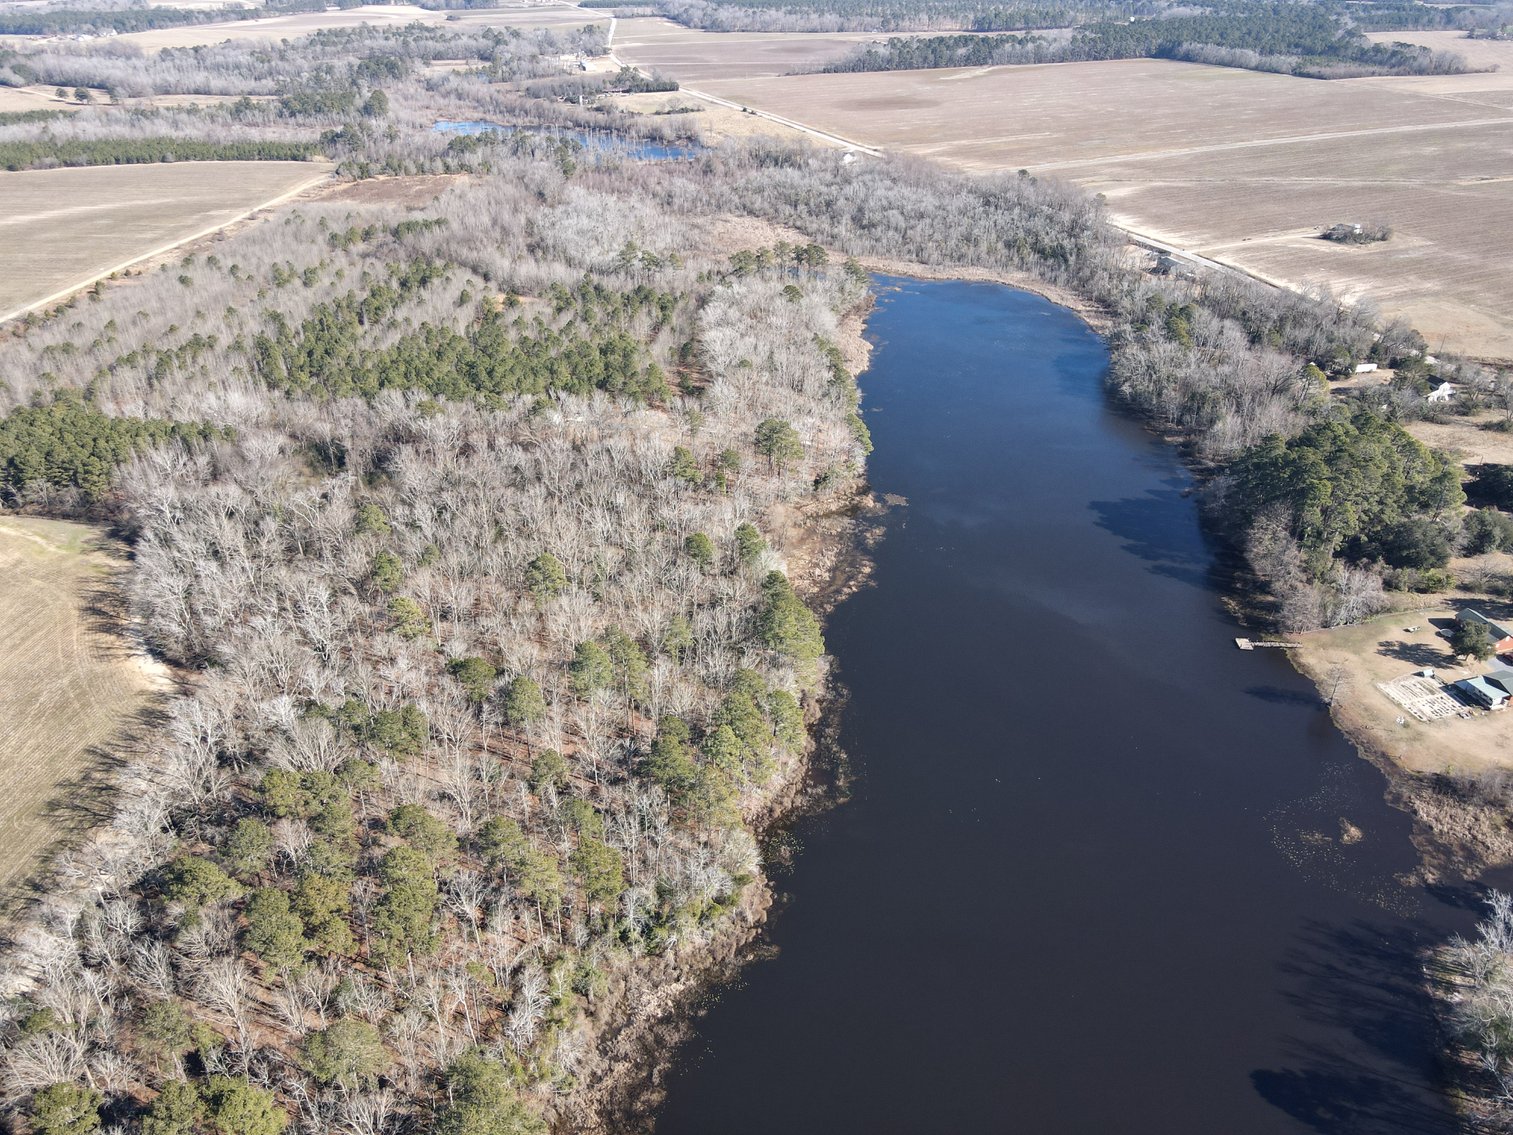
[654,277,1485,1135]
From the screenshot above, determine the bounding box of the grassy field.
[1292,601,1513,778]
[613,17,892,82]
[107,2,607,50]
[0,85,83,113]
[1365,28,1513,76]
[0,160,332,321]
[626,38,1513,361]
[0,517,165,907]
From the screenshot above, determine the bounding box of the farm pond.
[430,122,701,161]
[652,277,1490,1134]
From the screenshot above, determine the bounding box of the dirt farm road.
[0,166,334,326]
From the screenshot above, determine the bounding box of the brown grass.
[109,3,608,51]
[1292,603,1513,778]
[0,85,85,113]
[604,91,825,145]
[1405,414,1513,468]
[0,516,166,909]
[320,172,464,208]
[0,160,333,321]
[614,17,894,83]
[661,53,1513,360]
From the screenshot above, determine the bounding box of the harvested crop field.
[0,160,332,322]
[686,56,1513,360]
[613,17,891,82]
[1365,28,1513,77]
[108,2,606,50]
[0,517,166,907]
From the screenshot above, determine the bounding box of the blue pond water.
[652,277,1486,1134]
[430,121,701,161]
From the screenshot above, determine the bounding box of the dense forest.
[0,28,876,1135]
[820,2,1474,77]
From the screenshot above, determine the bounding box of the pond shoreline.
[648,272,1477,1135]
[566,264,1492,1134]
[557,289,881,1132]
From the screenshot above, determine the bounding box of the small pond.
[430,121,702,161]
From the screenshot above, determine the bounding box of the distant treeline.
[0,138,320,171]
[636,0,1139,32]
[634,0,1489,35]
[820,30,1046,68]
[0,7,258,36]
[822,2,1473,77]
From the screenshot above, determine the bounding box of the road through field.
[609,39,1513,359]
[0,161,332,324]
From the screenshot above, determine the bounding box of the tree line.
[0,7,258,36]
[821,2,1473,78]
[626,0,1485,35]
[0,137,320,171]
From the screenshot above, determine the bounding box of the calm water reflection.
[654,277,1484,1135]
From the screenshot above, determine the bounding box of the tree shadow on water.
[1245,686,1326,709]
[1088,490,1216,589]
[1251,914,1475,1134]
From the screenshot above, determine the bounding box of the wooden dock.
[1235,637,1300,651]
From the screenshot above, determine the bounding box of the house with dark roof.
[1458,609,1513,653]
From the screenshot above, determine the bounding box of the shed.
[1354,362,1379,374]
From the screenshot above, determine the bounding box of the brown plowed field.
[613,16,892,82]
[659,52,1513,360]
[99,3,605,51]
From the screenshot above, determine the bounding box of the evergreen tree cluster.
[1223,408,1465,578]
[0,395,225,505]
[0,138,320,172]
[252,273,679,404]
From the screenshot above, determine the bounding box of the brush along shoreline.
[553,300,880,1130]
